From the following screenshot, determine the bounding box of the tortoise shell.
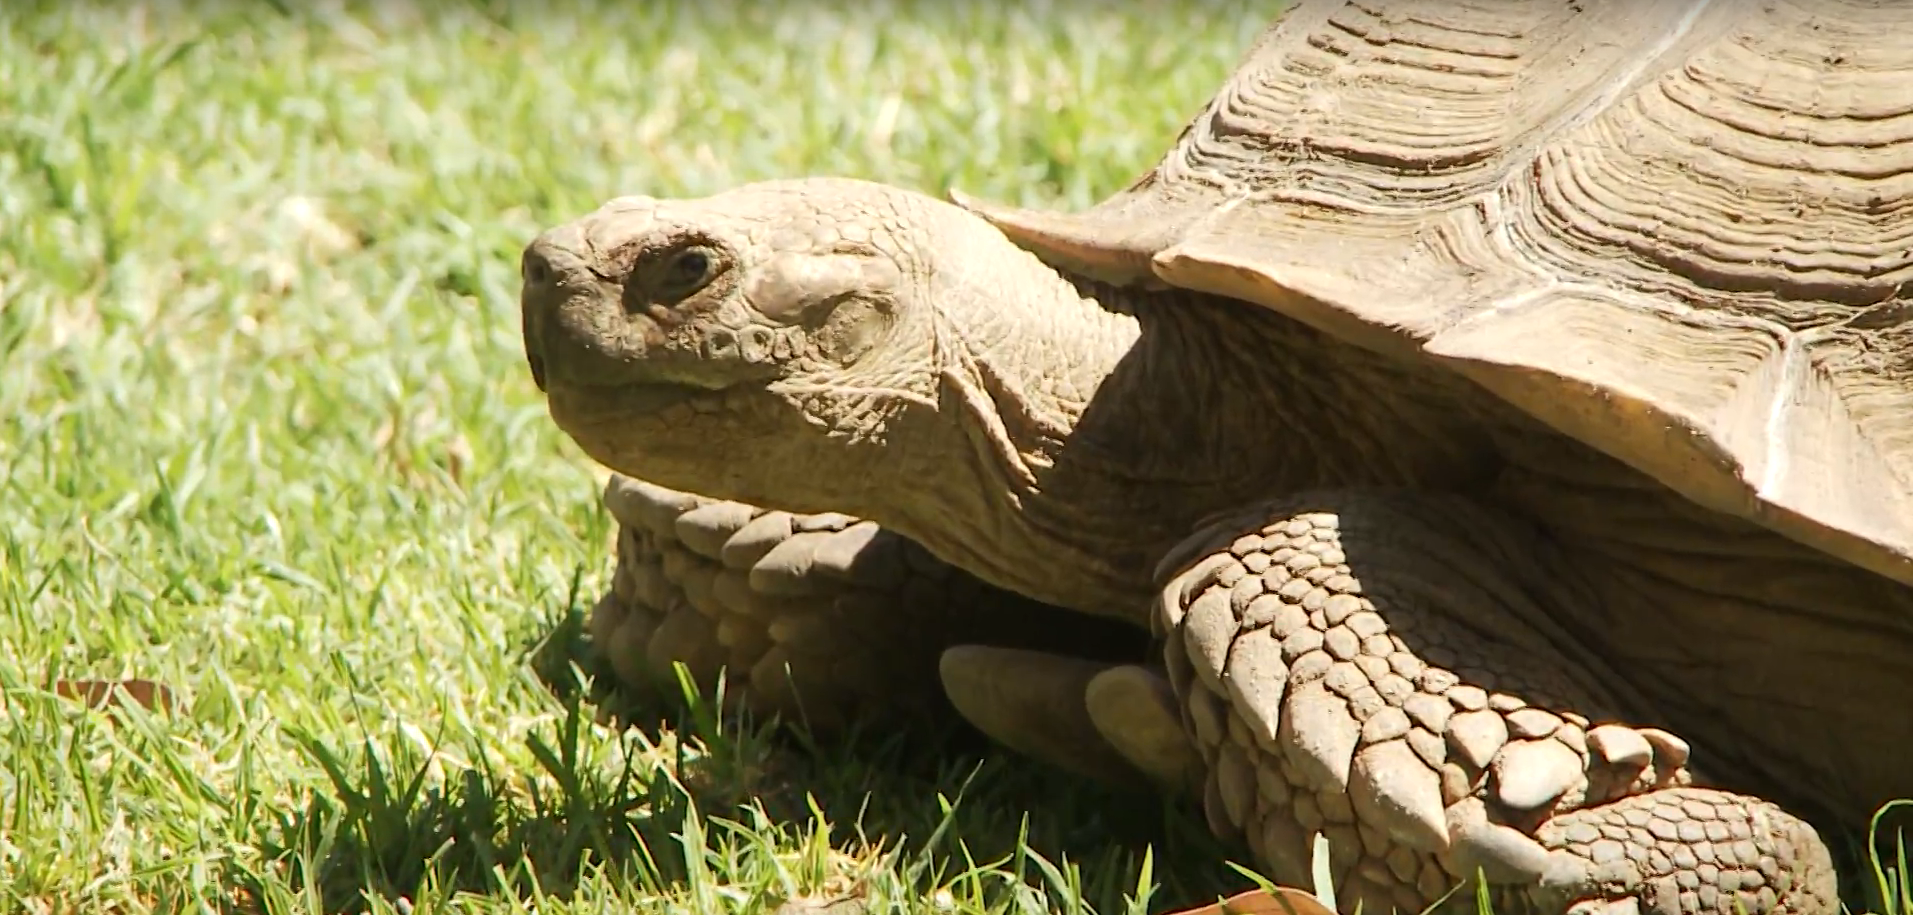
[955,0,1913,587]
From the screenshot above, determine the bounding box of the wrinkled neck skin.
[813,231,1499,618]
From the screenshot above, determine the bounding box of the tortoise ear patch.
[745,252,902,325]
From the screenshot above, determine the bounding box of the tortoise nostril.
[522,247,556,286]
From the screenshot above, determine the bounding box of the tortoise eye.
[655,245,721,301]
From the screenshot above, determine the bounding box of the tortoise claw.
[938,645,1156,788]
[1086,664,1202,792]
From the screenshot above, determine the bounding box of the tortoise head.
[518,178,959,502]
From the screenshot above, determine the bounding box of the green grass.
[0,1,1275,912]
[4,3,1910,915]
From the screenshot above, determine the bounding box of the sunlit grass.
[2,2,1907,914]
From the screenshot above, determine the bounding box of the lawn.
[0,1,1278,913]
[6,4,1911,915]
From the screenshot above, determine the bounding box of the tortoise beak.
[517,225,651,392]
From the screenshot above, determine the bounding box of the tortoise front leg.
[1152,491,1837,915]
[590,474,1146,733]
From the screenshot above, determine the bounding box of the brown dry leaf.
[1162,887,1337,915]
[54,679,181,715]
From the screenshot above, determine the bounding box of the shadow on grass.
[242,599,1256,915]
[244,593,1913,915]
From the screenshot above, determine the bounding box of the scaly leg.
[1151,491,1836,915]
[591,474,1146,736]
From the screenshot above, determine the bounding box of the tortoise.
[517,1,1913,912]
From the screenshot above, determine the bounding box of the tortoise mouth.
[544,376,736,419]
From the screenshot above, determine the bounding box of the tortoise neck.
[881,255,1498,618]
[866,247,1158,614]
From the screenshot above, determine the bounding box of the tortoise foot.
[1491,788,1837,915]
[939,647,1199,790]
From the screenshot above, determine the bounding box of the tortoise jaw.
[545,377,721,417]
[610,380,715,415]
[539,378,753,497]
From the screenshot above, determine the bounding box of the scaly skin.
[519,178,1904,914]
[1151,493,1835,915]
[590,472,1148,778]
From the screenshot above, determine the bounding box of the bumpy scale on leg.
[590,474,1143,732]
[1152,493,1837,915]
